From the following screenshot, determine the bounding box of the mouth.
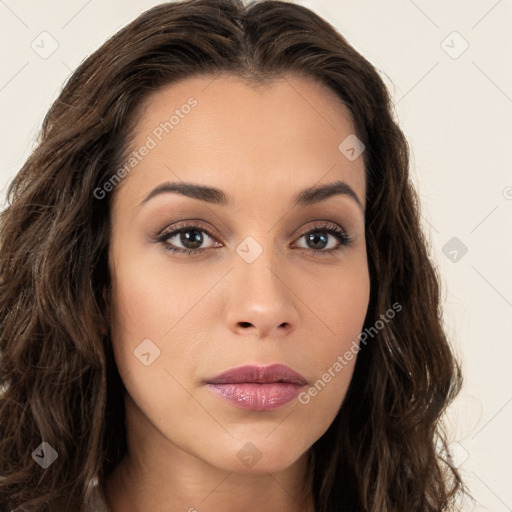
[204,363,308,411]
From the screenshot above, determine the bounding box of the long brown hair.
[0,0,465,510]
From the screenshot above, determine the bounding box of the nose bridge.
[236,233,279,292]
[225,230,299,338]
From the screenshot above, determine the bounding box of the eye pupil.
[307,232,328,250]
[181,230,203,249]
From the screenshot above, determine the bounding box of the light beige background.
[1,0,511,510]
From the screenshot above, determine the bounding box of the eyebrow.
[139,179,364,212]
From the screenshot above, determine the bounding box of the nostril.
[239,322,252,328]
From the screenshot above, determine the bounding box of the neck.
[105,453,315,512]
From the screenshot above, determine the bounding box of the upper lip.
[205,364,308,386]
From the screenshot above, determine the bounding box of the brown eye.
[157,223,221,255]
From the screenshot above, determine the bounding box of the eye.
[295,221,353,255]
[156,222,221,255]
[155,220,353,257]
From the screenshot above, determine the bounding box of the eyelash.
[155,221,353,257]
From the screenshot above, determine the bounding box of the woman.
[0,0,465,510]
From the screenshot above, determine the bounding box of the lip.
[204,364,308,411]
[206,363,308,385]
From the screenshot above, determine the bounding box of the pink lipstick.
[204,364,307,411]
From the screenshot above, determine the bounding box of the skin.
[104,72,370,512]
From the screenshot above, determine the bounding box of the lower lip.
[206,382,305,411]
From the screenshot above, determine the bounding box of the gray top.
[85,476,111,512]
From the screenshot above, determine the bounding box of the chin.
[207,439,309,475]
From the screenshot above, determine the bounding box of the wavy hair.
[0,0,465,510]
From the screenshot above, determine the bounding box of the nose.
[224,244,300,340]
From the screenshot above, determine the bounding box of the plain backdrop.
[1,0,511,510]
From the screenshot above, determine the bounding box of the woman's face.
[108,72,370,476]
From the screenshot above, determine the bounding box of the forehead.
[114,72,366,210]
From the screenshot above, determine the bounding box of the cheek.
[294,255,369,414]
[108,253,209,400]
[109,248,199,344]
[297,252,370,353]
